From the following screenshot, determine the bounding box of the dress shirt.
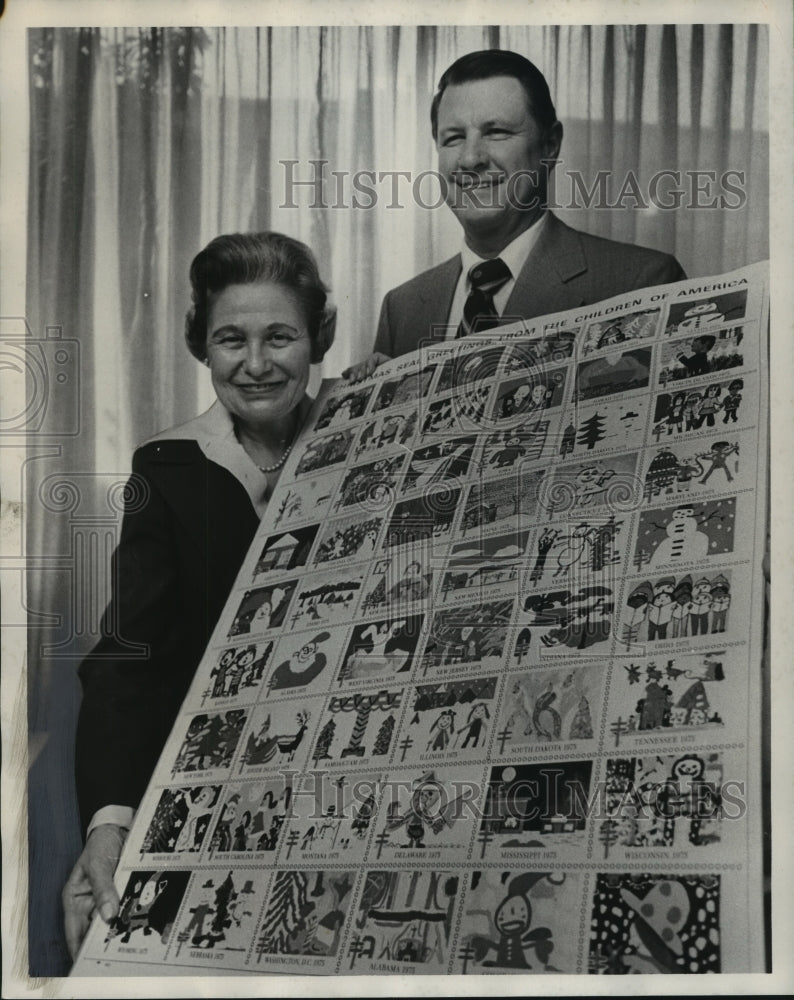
[445,213,548,338]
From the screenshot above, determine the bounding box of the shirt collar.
[178,401,272,518]
[459,212,548,286]
[148,398,312,519]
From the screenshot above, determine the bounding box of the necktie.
[456,257,512,339]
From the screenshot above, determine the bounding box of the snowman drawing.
[648,506,709,566]
[676,301,725,331]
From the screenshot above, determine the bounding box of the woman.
[62,231,334,959]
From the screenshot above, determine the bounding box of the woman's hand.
[342,352,391,383]
[62,823,128,961]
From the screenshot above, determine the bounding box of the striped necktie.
[456,257,512,339]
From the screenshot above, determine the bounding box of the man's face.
[435,76,561,250]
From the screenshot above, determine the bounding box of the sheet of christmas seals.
[73,261,769,976]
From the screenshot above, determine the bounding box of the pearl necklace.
[236,411,301,476]
[257,441,294,475]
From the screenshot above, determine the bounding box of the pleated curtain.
[24,24,768,975]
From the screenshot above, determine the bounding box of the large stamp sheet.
[72,262,770,976]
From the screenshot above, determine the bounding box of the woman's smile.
[205,281,313,436]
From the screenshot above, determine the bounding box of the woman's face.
[206,281,313,431]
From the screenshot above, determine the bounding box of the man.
[345,49,684,377]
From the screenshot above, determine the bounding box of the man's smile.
[452,172,505,190]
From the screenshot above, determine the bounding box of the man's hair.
[430,49,558,140]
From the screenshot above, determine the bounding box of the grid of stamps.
[74,264,768,976]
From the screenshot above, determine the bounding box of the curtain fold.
[25,24,768,976]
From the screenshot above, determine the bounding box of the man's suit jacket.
[76,434,259,835]
[374,212,686,357]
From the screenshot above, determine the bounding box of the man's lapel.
[504,212,590,322]
[408,254,462,346]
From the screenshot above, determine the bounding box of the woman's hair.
[185,231,335,363]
